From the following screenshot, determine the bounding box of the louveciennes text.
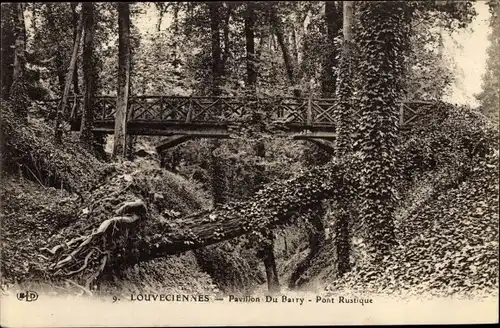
[130,294,210,302]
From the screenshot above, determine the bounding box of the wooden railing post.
[307,95,313,125]
[185,96,193,123]
[399,101,405,127]
[306,79,314,125]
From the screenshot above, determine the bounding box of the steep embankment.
[308,151,498,298]
[0,106,262,295]
[299,105,499,298]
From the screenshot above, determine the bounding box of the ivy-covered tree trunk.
[334,1,354,156]
[331,0,355,276]
[355,1,410,258]
[55,3,84,144]
[246,5,280,292]
[79,2,97,150]
[9,3,28,123]
[113,2,131,159]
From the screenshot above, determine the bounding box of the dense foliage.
[1,1,497,300]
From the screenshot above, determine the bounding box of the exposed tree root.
[66,250,95,276]
[40,236,87,255]
[48,200,146,277]
[51,214,141,271]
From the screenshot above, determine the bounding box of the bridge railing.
[66,95,339,127]
[38,95,436,129]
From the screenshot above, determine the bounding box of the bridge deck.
[41,95,434,139]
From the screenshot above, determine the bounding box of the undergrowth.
[300,104,499,298]
[1,105,112,195]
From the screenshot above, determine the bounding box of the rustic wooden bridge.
[40,95,435,151]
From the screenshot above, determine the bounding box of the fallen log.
[46,157,357,281]
[124,157,356,264]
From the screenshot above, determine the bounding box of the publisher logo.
[16,291,38,302]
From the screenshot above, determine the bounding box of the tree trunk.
[335,1,354,157]
[268,6,301,97]
[300,4,342,273]
[221,3,232,76]
[125,42,135,160]
[79,2,96,150]
[291,27,299,69]
[355,1,409,259]
[155,3,170,32]
[71,2,80,95]
[113,2,131,159]
[208,2,226,206]
[257,234,280,293]
[43,4,66,94]
[247,8,279,291]
[10,3,28,122]
[209,1,223,96]
[295,9,308,67]
[289,203,325,288]
[321,1,342,97]
[256,29,268,67]
[54,3,84,144]
[253,139,281,293]
[1,4,16,101]
[331,0,355,277]
[245,1,257,94]
[156,13,163,32]
[54,59,65,94]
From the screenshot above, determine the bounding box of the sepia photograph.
[0,0,499,326]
